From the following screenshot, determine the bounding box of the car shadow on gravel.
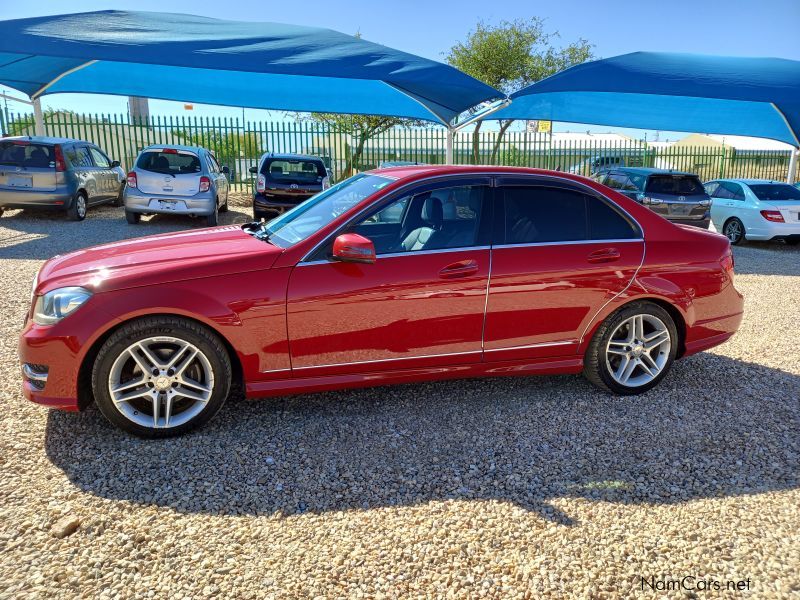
[731,243,800,277]
[44,353,799,526]
[0,205,253,259]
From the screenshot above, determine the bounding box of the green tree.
[446,18,593,164]
[179,130,264,161]
[6,108,80,136]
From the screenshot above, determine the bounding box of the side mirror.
[332,233,376,264]
[222,165,230,174]
[110,160,120,168]
[249,165,258,174]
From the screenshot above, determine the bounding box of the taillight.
[257,174,266,194]
[321,176,331,191]
[199,176,211,193]
[720,248,735,282]
[53,144,66,172]
[162,148,178,154]
[126,171,137,189]
[760,210,784,223]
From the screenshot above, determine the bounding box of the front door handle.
[587,248,621,263]
[439,259,479,279]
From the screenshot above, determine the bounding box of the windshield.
[645,175,704,195]
[263,158,326,183]
[137,150,201,175]
[749,184,800,202]
[263,174,393,248]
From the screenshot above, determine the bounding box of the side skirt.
[245,356,584,399]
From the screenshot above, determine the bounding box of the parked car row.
[597,167,800,245]
[0,136,231,226]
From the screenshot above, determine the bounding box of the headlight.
[32,287,92,326]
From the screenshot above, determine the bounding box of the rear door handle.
[439,259,479,278]
[587,248,621,263]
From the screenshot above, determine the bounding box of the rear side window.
[137,150,201,174]
[645,175,704,195]
[0,141,53,168]
[502,186,638,244]
[713,182,745,200]
[263,158,326,182]
[65,146,94,168]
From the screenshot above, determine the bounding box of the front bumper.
[124,189,216,216]
[19,320,83,411]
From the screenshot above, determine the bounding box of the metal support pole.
[445,126,454,165]
[32,97,44,136]
[788,147,799,184]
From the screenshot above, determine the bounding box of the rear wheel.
[206,203,219,227]
[125,210,141,224]
[583,302,678,395]
[219,192,229,213]
[66,192,87,221]
[723,218,746,245]
[91,317,232,438]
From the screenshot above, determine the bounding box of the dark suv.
[250,153,330,220]
[600,168,710,228]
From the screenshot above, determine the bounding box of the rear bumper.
[684,311,744,357]
[253,193,314,215]
[0,188,72,209]
[124,189,216,216]
[742,221,800,241]
[668,217,710,229]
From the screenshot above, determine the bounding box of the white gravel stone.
[0,204,798,598]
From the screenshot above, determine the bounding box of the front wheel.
[723,218,746,245]
[91,317,232,438]
[583,302,678,395]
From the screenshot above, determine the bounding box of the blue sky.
[2,0,799,139]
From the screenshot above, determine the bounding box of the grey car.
[600,168,711,228]
[124,145,230,226]
[0,136,125,221]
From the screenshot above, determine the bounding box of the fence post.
[445,126,454,165]
[789,148,799,184]
[719,146,727,179]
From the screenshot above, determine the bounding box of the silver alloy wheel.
[724,220,742,242]
[107,336,215,429]
[76,195,87,218]
[605,314,671,387]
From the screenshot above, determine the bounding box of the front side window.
[89,147,110,168]
[349,185,487,255]
[502,186,638,244]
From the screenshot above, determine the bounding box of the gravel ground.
[0,204,798,599]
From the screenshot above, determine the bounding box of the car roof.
[1,135,89,145]
[367,164,618,182]
[260,152,325,162]
[140,144,205,153]
[613,167,696,177]
[708,178,789,185]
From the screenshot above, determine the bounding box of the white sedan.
[704,179,800,245]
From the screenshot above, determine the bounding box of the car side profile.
[704,179,800,245]
[124,145,230,226]
[600,168,711,229]
[0,136,125,220]
[19,166,743,437]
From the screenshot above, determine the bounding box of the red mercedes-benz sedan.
[19,166,743,437]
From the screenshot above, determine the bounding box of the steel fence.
[1,111,793,186]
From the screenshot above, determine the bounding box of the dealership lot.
[0,205,798,597]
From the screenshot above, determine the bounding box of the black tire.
[125,210,141,224]
[785,239,800,246]
[0,208,4,218]
[112,184,125,207]
[722,218,746,245]
[583,301,679,395]
[206,204,219,227]
[219,192,229,213]
[66,192,87,221]
[91,316,232,438]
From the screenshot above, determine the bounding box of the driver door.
[286,179,492,377]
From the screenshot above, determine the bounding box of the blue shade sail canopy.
[0,10,502,125]
[489,52,800,146]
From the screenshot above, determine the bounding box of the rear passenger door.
[87,146,115,202]
[65,145,99,200]
[483,178,644,361]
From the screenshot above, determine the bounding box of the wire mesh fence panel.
[4,111,794,185]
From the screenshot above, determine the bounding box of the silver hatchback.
[124,145,230,226]
[0,136,125,221]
